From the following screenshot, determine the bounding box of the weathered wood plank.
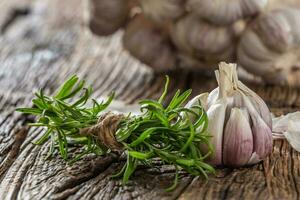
[179,140,300,200]
[0,0,300,199]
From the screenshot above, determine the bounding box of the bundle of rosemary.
[16,75,214,190]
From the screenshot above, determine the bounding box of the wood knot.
[80,112,124,151]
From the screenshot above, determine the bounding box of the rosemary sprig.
[114,78,214,187]
[16,75,215,190]
[16,75,113,160]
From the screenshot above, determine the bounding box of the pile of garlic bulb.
[185,62,273,167]
[86,0,300,86]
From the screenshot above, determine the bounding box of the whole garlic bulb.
[237,8,300,86]
[186,63,273,167]
[123,15,177,72]
[87,0,130,36]
[140,0,186,25]
[170,15,236,69]
[187,0,268,25]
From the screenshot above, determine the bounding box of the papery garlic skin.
[186,62,273,167]
[273,112,300,152]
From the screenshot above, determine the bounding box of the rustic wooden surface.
[1,0,300,199]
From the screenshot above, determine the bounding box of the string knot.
[80,112,124,151]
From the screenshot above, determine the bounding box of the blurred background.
[1,0,300,108]
[0,0,179,104]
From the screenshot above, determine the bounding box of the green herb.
[16,75,113,161]
[16,75,214,190]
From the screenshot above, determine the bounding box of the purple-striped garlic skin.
[223,108,253,167]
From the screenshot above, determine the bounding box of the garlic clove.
[242,95,273,162]
[250,115,273,162]
[123,15,177,72]
[170,15,194,55]
[140,0,186,25]
[254,10,293,52]
[237,29,279,76]
[223,108,253,167]
[205,99,227,166]
[87,0,130,36]
[238,81,272,128]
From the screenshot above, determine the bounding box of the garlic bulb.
[237,7,300,86]
[123,15,177,72]
[187,0,268,25]
[85,0,300,76]
[140,0,186,24]
[87,0,130,36]
[186,63,273,167]
[170,15,236,69]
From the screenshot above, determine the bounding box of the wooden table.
[1,0,300,199]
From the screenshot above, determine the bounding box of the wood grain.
[0,0,299,199]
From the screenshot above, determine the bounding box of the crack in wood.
[0,126,29,179]
[290,147,299,199]
[55,154,118,194]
